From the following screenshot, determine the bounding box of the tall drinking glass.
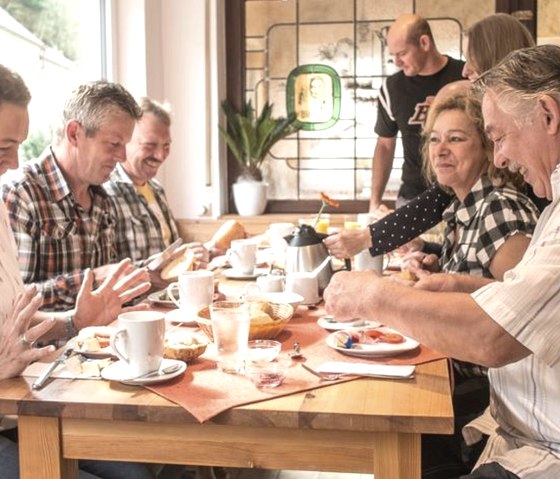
[210,301,250,374]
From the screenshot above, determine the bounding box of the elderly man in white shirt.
[324,44,560,479]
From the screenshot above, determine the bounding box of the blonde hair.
[421,92,525,191]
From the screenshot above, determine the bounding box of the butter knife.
[146,238,183,271]
[32,347,74,390]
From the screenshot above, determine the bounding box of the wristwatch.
[64,314,79,339]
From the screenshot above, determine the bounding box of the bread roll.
[395,270,419,282]
[248,301,274,317]
[161,249,195,280]
[211,220,246,250]
[164,334,207,362]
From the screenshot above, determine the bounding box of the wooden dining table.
[0,274,454,479]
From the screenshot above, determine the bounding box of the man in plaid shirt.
[104,97,208,290]
[2,81,145,311]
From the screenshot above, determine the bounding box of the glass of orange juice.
[343,215,361,230]
[299,215,330,234]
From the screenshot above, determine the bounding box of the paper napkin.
[317,361,415,379]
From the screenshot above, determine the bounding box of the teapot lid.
[284,224,326,246]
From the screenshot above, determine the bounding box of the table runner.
[147,306,446,423]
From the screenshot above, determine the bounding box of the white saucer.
[165,308,198,326]
[223,267,268,280]
[317,316,381,331]
[101,358,186,385]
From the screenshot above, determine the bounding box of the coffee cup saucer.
[101,358,186,385]
[223,267,268,280]
[165,309,198,326]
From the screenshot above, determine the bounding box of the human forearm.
[368,185,452,256]
[369,138,396,210]
[324,272,529,367]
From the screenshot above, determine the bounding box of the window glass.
[0,0,107,166]
[245,0,494,208]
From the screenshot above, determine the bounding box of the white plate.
[326,327,419,358]
[72,326,117,359]
[165,308,198,326]
[101,358,186,385]
[317,316,381,331]
[223,267,269,280]
[148,288,177,308]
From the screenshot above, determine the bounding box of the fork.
[301,363,345,381]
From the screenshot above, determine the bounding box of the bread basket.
[163,332,208,362]
[196,301,294,341]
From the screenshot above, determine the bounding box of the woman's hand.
[401,251,440,274]
[0,286,56,381]
[73,259,151,330]
[323,228,371,259]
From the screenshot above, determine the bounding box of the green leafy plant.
[219,99,298,182]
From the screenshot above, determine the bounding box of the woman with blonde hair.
[324,13,541,260]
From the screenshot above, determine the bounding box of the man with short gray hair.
[325,44,560,478]
[2,81,144,311]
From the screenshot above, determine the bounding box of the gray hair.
[138,97,172,126]
[55,81,142,142]
[0,64,31,108]
[473,44,560,126]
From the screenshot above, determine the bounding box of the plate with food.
[148,288,177,308]
[72,326,116,359]
[326,327,419,358]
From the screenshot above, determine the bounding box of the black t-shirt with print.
[375,56,465,200]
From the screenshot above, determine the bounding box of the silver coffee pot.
[283,224,343,292]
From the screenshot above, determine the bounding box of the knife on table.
[32,347,75,390]
[146,238,183,271]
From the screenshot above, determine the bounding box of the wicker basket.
[196,301,294,341]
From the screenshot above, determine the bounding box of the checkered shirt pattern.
[441,176,539,379]
[1,150,117,311]
[103,164,179,264]
[441,175,539,278]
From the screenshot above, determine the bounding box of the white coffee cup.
[256,274,285,292]
[167,270,214,318]
[354,250,385,273]
[210,301,250,374]
[354,213,385,273]
[285,272,320,305]
[110,311,166,377]
[227,239,257,275]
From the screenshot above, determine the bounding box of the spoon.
[301,363,344,381]
[130,363,181,380]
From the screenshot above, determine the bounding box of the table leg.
[373,432,421,479]
[18,416,78,479]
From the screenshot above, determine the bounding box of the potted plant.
[219,99,298,215]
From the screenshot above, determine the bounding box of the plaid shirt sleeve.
[2,182,85,311]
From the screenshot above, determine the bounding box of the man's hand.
[0,286,56,380]
[323,228,372,259]
[73,259,151,330]
[323,270,380,321]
